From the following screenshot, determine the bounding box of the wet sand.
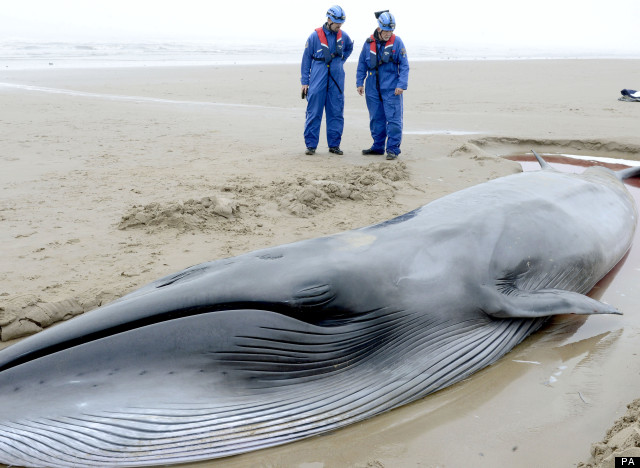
[1,60,640,467]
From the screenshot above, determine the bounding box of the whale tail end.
[616,165,640,181]
[531,150,640,181]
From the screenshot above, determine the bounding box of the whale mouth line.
[0,302,354,374]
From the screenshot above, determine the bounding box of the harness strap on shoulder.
[313,27,344,94]
[315,27,343,64]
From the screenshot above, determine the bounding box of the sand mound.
[118,163,409,230]
[451,137,640,160]
[274,162,409,217]
[1,299,84,341]
[578,399,640,467]
[0,290,122,343]
[119,196,239,232]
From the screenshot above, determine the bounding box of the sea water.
[0,40,302,70]
[2,39,639,70]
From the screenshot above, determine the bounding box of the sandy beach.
[1,59,640,467]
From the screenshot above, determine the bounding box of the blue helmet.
[326,5,346,23]
[377,11,396,31]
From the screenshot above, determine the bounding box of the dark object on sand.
[619,88,640,102]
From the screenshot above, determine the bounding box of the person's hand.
[302,85,309,93]
[357,86,364,96]
[394,88,404,95]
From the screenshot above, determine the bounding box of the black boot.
[362,148,384,155]
[329,147,344,155]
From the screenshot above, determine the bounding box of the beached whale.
[0,153,638,467]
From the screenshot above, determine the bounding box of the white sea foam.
[1,40,638,71]
[0,40,302,70]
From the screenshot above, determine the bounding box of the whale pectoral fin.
[484,287,621,318]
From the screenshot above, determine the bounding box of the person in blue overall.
[301,6,353,156]
[356,11,409,160]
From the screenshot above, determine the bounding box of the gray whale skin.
[0,153,638,467]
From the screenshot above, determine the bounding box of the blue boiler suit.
[301,24,353,149]
[356,32,409,155]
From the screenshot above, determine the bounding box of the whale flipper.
[484,287,620,318]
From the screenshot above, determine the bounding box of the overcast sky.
[2,0,639,54]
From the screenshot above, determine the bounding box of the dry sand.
[1,59,640,467]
